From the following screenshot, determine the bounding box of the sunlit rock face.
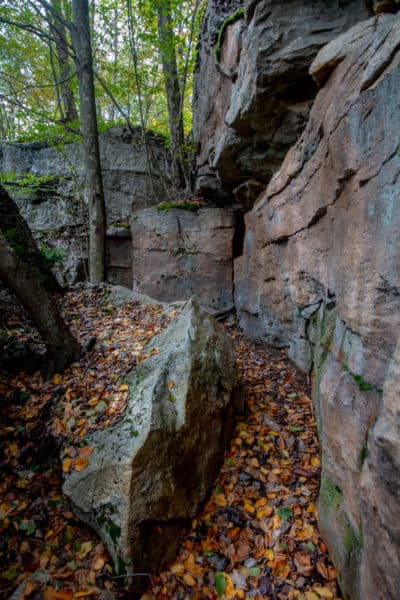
[234,15,400,599]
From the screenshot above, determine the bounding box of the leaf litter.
[0,287,340,600]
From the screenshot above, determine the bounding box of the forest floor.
[0,287,340,600]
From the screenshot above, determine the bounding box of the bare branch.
[30,0,72,31]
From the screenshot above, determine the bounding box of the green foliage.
[277,507,292,520]
[156,201,200,212]
[0,171,58,195]
[214,572,226,597]
[0,0,205,141]
[342,364,383,395]
[39,244,64,266]
[3,227,25,256]
[214,8,245,61]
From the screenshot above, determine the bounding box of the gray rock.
[193,0,368,202]
[63,298,239,583]
[0,126,172,287]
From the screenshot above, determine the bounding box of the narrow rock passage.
[143,330,339,600]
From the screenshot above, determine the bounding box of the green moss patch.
[214,8,245,61]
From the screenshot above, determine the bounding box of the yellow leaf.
[223,574,236,599]
[119,383,129,392]
[313,587,334,598]
[76,541,92,559]
[264,549,275,561]
[256,506,273,519]
[311,456,321,467]
[90,556,105,571]
[167,380,174,389]
[53,374,62,385]
[62,458,72,473]
[170,564,185,577]
[255,498,267,508]
[214,494,227,507]
[183,574,196,587]
[73,457,89,472]
[305,593,319,600]
[243,501,254,514]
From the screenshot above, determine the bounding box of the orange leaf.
[90,556,105,571]
[43,587,73,600]
[73,457,89,471]
[62,458,72,473]
[73,589,97,599]
[78,446,93,458]
[23,580,36,597]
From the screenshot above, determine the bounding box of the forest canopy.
[0,0,204,143]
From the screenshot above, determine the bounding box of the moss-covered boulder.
[63,298,239,584]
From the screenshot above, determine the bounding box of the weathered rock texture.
[0,127,170,284]
[235,15,400,599]
[193,0,369,205]
[131,207,235,312]
[63,299,238,582]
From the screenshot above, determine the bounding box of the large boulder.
[193,0,369,204]
[63,299,239,582]
[131,207,235,312]
[234,14,400,599]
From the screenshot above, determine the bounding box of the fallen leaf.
[73,457,89,472]
[43,588,73,600]
[313,586,334,598]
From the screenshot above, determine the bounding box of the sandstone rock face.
[235,15,400,599]
[131,207,235,312]
[193,0,368,204]
[63,299,238,582]
[0,127,170,285]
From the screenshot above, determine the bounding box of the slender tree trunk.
[0,231,81,373]
[49,0,78,123]
[157,0,188,190]
[70,0,106,283]
[0,185,61,292]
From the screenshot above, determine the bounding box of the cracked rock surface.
[235,15,400,600]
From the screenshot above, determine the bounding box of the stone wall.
[193,0,369,206]
[234,15,400,599]
[0,126,171,285]
[131,207,235,312]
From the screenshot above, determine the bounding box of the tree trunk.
[0,231,81,373]
[0,185,61,292]
[157,0,188,190]
[70,0,106,283]
[49,0,79,123]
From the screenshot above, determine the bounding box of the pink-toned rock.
[235,15,400,599]
[131,207,235,312]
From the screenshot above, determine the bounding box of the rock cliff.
[234,14,400,599]
[0,127,171,285]
[193,0,369,205]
